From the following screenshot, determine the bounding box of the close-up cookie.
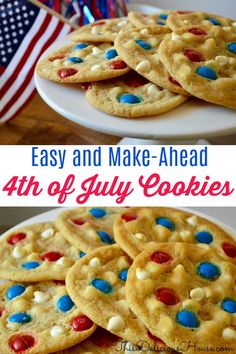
[56,207,123,253]
[113,207,236,263]
[36,42,130,83]
[85,71,188,118]
[70,18,134,42]
[66,244,168,348]
[159,26,236,109]
[167,11,234,31]
[128,11,171,28]
[0,281,96,354]
[126,242,236,354]
[0,223,82,281]
[115,27,188,94]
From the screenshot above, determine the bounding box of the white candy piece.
[136,60,151,73]
[7,322,19,329]
[171,32,182,41]
[41,228,54,238]
[118,20,127,27]
[91,64,100,71]
[50,325,65,337]
[12,245,25,259]
[56,257,73,267]
[133,232,146,241]
[222,327,236,340]
[215,56,229,66]
[190,288,205,301]
[147,84,161,95]
[92,47,102,55]
[186,215,198,227]
[33,291,50,303]
[232,22,236,27]
[89,257,101,267]
[140,28,149,35]
[136,267,150,280]
[107,315,125,331]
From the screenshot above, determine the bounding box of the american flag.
[0,0,71,123]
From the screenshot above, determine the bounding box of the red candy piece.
[92,21,106,26]
[184,49,203,62]
[188,28,206,36]
[222,242,236,258]
[9,335,35,353]
[81,83,91,91]
[91,327,119,348]
[109,60,127,70]
[54,280,66,285]
[72,218,86,226]
[169,76,182,87]
[71,315,93,332]
[0,307,5,317]
[48,54,65,62]
[177,11,193,14]
[58,68,78,78]
[121,214,137,222]
[124,73,148,87]
[151,251,172,264]
[156,287,179,306]
[41,252,62,262]
[147,330,165,345]
[8,233,27,245]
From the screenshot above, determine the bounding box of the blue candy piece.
[227,43,236,54]
[67,57,83,63]
[195,231,213,244]
[73,43,88,50]
[80,251,86,258]
[9,313,31,324]
[105,49,118,60]
[6,284,26,301]
[118,94,141,104]
[97,231,114,245]
[119,269,128,281]
[89,208,107,218]
[135,39,152,50]
[157,21,165,25]
[91,278,113,294]
[22,261,41,269]
[221,298,236,313]
[155,217,175,231]
[57,295,75,313]
[197,262,221,280]
[176,310,200,328]
[195,66,217,80]
[159,13,168,20]
[206,17,221,26]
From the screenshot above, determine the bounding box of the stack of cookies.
[0,207,235,353]
[36,10,236,118]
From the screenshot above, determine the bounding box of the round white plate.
[35,36,236,141]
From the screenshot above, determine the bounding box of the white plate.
[35,31,236,141]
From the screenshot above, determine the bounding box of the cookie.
[66,244,168,348]
[114,27,188,94]
[167,11,234,32]
[126,242,236,354]
[36,42,130,83]
[0,223,82,282]
[0,281,96,354]
[56,207,124,253]
[85,71,188,118]
[128,11,171,28]
[113,207,236,264]
[70,18,134,42]
[159,26,236,109]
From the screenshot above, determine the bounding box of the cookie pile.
[36,11,236,118]
[0,207,235,353]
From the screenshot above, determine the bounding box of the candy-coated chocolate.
[176,310,200,328]
[73,43,88,50]
[124,73,148,87]
[184,49,203,62]
[71,314,94,331]
[57,295,75,312]
[58,68,78,78]
[105,49,118,60]
[221,298,236,313]
[118,93,142,104]
[159,14,168,20]
[89,208,106,218]
[156,287,179,306]
[227,43,236,54]
[135,39,152,50]
[8,335,35,352]
[67,57,83,63]
[92,21,106,26]
[155,217,175,231]
[22,261,41,269]
[206,17,221,26]
[197,262,221,280]
[195,66,217,80]
[42,252,63,262]
[195,231,213,244]
[119,269,128,281]
[72,218,86,225]
[121,214,137,222]
[222,242,236,258]
[80,251,86,258]
[189,28,207,36]
[6,284,26,301]
[91,327,119,347]
[9,313,31,324]
[151,251,172,264]
[8,233,26,245]
[157,21,165,25]
[91,278,113,294]
[97,231,114,244]
[108,60,127,69]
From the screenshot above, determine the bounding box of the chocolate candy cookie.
[126,242,236,354]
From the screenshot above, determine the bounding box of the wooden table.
[0,94,235,144]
